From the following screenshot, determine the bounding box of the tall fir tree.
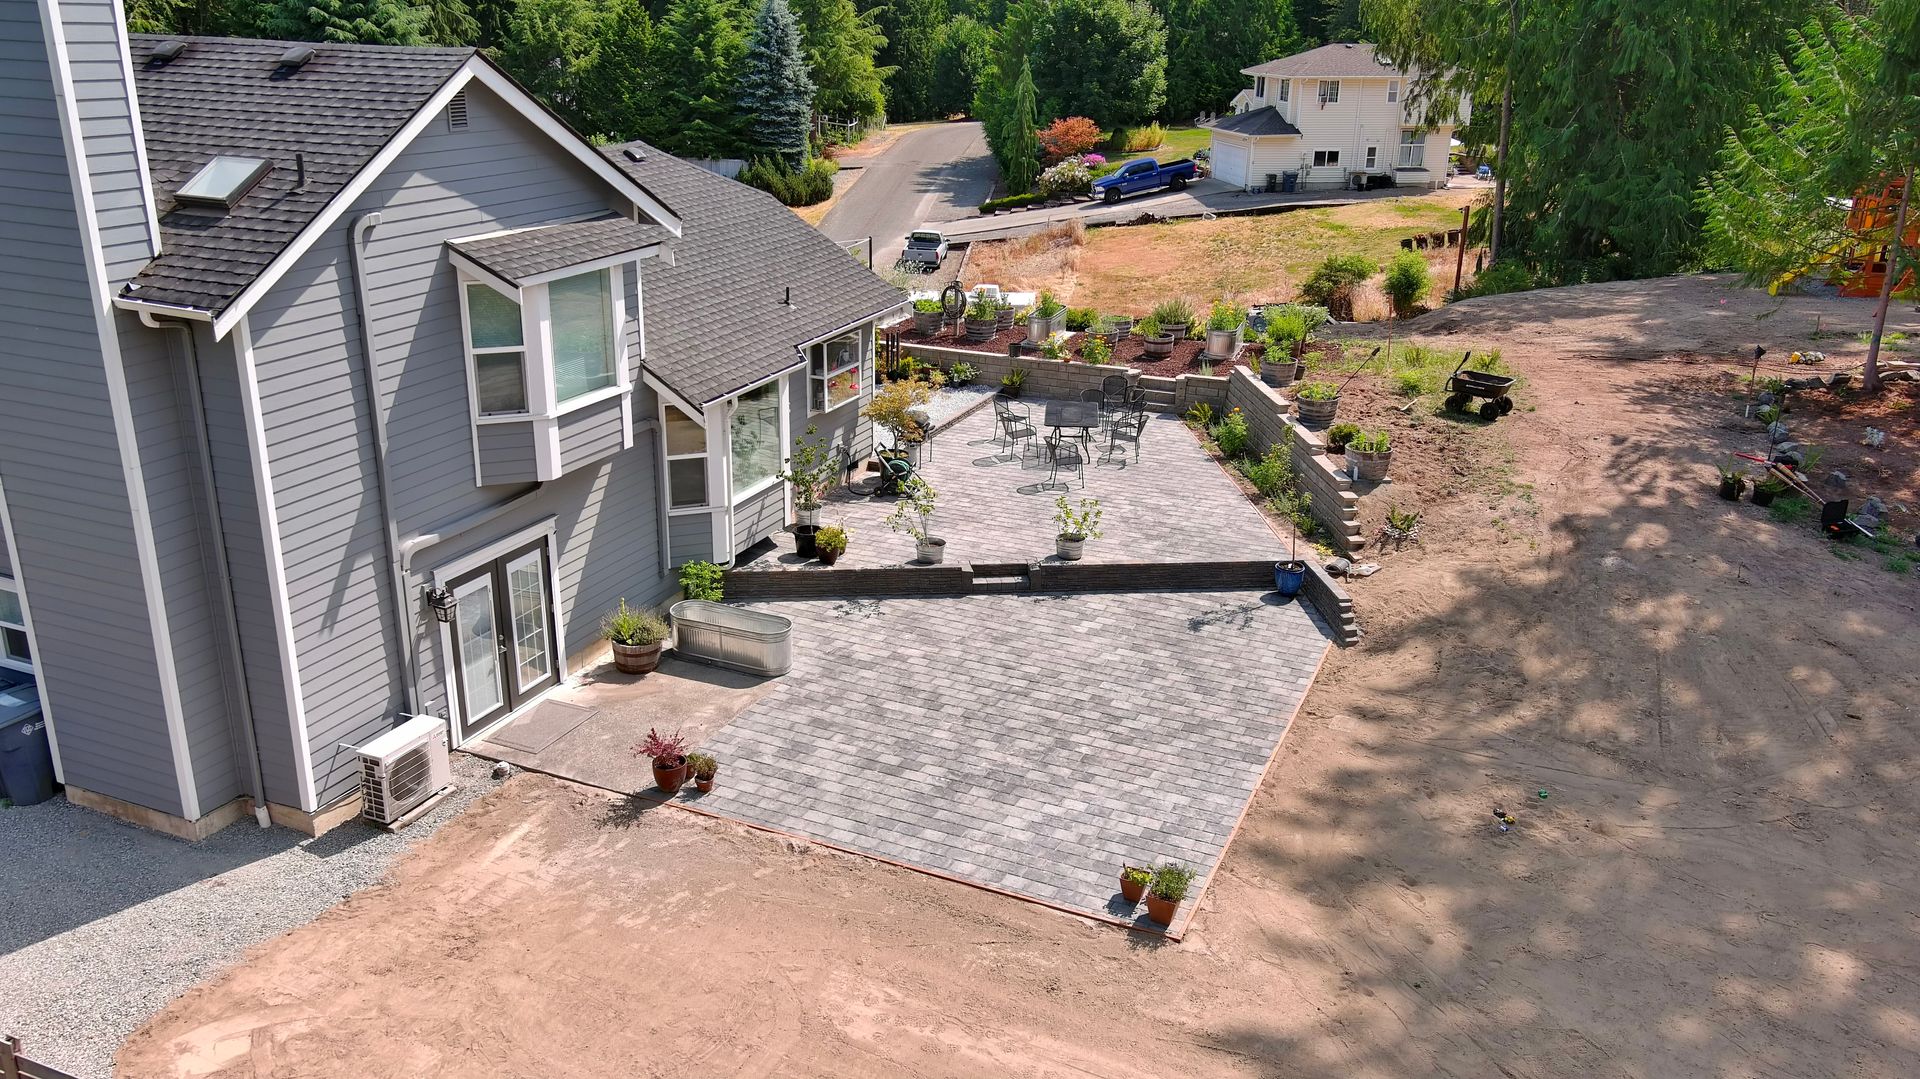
[494,0,599,121]
[794,0,890,124]
[579,0,665,141]
[655,0,750,157]
[259,0,429,44]
[864,0,943,121]
[417,0,480,44]
[1158,0,1300,121]
[1005,58,1039,193]
[737,0,817,165]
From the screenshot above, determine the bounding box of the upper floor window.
[730,380,782,497]
[459,266,625,420]
[0,578,30,671]
[1398,129,1427,167]
[464,284,526,415]
[1255,76,1267,98]
[1388,79,1400,103]
[1317,80,1339,105]
[810,333,862,413]
[1276,79,1290,102]
[549,269,617,402]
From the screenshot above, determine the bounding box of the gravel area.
[0,755,500,1078]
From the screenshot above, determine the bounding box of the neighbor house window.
[1313,149,1340,168]
[548,269,617,403]
[1387,79,1400,103]
[663,406,708,509]
[1365,146,1379,168]
[0,578,29,670]
[1276,79,1290,102]
[1255,76,1267,98]
[1398,129,1427,167]
[810,333,862,413]
[464,284,527,415]
[729,380,781,497]
[1317,79,1339,104]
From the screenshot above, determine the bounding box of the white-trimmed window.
[549,269,617,402]
[0,578,30,671]
[463,283,527,415]
[1365,146,1379,168]
[1317,79,1339,104]
[1255,76,1267,99]
[1313,149,1340,168]
[458,266,626,419]
[810,333,862,413]
[1398,129,1427,167]
[663,406,709,510]
[1387,79,1400,103]
[1275,78,1290,102]
[729,381,782,497]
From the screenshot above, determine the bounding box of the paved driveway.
[684,590,1332,936]
[819,121,998,269]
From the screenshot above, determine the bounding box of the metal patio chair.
[1100,374,1130,417]
[995,399,1038,458]
[1045,434,1085,489]
[1103,407,1146,462]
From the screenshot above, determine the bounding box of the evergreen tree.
[737,0,816,166]
[930,15,991,117]
[1005,57,1039,193]
[794,0,890,124]
[655,0,750,157]
[1022,0,1165,129]
[260,0,429,44]
[579,0,664,141]
[495,0,599,120]
[472,0,516,46]
[865,0,944,121]
[418,0,480,44]
[1158,0,1300,121]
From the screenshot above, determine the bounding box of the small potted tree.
[1347,428,1392,482]
[1053,496,1103,561]
[1294,381,1340,425]
[1151,299,1195,341]
[1204,300,1246,360]
[636,727,690,794]
[1717,462,1748,501]
[1001,367,1029,399]
[1119,864,1153,904]
[815,524,849,564]
[1145,862,1195,926]
[911,297,944,335]
[602,599,669,675]
[1139,316,1175,358]
[1275,519,1306,597]
[887,477,946,563]
[963,295,998,341]
[781,425,835,528]
[1028,290,1065,344]
[688,752,719,793]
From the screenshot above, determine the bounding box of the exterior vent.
[622,147,647,163]
[446,91,469,130]
[150,40,188,64]
[354,715,452,827]
[276,45,317,72]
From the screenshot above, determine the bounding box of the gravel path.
[0,756,500,1078]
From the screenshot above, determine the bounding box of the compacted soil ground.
[119,277,1920,1079]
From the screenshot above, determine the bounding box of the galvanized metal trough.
[669,600,793,677]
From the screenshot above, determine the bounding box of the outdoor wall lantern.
[425,586,457,624]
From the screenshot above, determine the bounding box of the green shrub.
[1065,307,1099,330]
[979,192,1045,213]
[1109,123,1166,153]
[1264,308,1309,353]
[1295,380,1339,401]
[1392,369,1426,397]
[1150,298,1195,334]
[1452,260,1535,300]
[1349,428,1391,453]
[739,157,838,207]
[1238,445,1289,497]
[678,560,724,601]
[1212,411,1251,456]
[1034,290,1064,318]
[912,297,942,313]
[1297,254,1377,320]
[1035,156,1094,199]
[1150,862,1196,902]
[1206,300,1247,332]
[1080,334,1113,364]
[1184,401,1213,427]
[601,599,668,645]
[1326,422,1360,451]
[1382,250,1431,318]
[949,361,978,386]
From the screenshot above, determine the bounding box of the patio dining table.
[1043,400,1100,443]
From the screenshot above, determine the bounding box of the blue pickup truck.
[1092,157,1199,204]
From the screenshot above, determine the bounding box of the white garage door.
[1211,136,1249,189]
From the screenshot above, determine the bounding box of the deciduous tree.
[794,0,890,124]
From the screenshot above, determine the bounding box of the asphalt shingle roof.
[448,216,671,285]
[600,142,908,407]
[1208,107,1303,138]
[1244,43,1404,80]
[122,35,474,313]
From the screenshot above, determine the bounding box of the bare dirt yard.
[120,276,1920,1079]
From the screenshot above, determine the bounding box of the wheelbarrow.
[1442,351,1516,420]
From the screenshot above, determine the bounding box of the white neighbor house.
[1207,43,1467,193]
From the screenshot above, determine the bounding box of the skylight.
[175,156,271,208]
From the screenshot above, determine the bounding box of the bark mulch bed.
[887,317,1263,379]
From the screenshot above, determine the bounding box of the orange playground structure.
[1771,175,1918,297]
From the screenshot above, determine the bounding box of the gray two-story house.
[0,3,902,838]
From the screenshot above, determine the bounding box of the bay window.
[664,406,709,509]
[549,269,617,402]
[464,284,527,415]
[458,266,626,419]
[810,333,862,413]
[729,380,782,497]
[1398,129,1427,167]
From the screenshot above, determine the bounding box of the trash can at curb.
[0,677,54,806]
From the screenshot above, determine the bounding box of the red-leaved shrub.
[1037,117,1102,164]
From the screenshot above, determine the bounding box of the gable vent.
[446,91,469,130]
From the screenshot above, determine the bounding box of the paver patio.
[676,589,1333,935]
[740,400,1287,570]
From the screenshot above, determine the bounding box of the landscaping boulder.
[1827,470,1850,488]
[1864,496,1887,517]
[1756,391,1777,406]
[1768,421,1791,444]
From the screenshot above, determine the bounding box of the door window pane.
[664,406,706,455]
[669,458,708,508]
[455,577,503,720]
[466,284,523,348]
[729,381,781,496]
[506,553,551,691]
[550,269,616,402]
[475,352,527,414]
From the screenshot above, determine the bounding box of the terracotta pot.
[1119,868,1150,904]
[1145,894,1182,926]
[653,758,690,794]
[818,547,842,566]
[611,640,662,675]
[695,773,716,793]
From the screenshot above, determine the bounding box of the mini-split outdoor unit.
[355,715,452,828]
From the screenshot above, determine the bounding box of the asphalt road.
[819,121,998,271]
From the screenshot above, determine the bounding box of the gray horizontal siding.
[0,6,182,815]
[668,514,714,567]
[558,394,626,473]
[58,0,153,284]
[0,528,11,577]
[731,482,785,555]
[475,422,541,485]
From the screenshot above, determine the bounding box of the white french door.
[448,538,557,741]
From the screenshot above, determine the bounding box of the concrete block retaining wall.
[1227,370,1364,552]
[901,342,1134,401]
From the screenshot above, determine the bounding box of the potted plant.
[861,380,936,459]
[816,524,849,565]
[1119,864,1153,904]
[780,425,835,527]
[1204,300,1246,360]
[994,296,1019,331]
[1080,333,1113,365]
[1347,428,1392,482]
[1145,862,1196,926]
[1262,309,1308,386]
[1028,290,1065,343]
[1151,299,1194,341]
[963,295,998,341]
[688,752,719,793]
[1717,463,1748,501]
[1326,422,1360,453]
[1053,496,1104,561]
[1752,474,1786,508]
[603,599,669,675]
[1001,367,1029,399]
[1139,315,1175,358]
[1294,380,1339,425]
[794,523,820,557]
[886,476,946,563]
[1103,313,1135,338]
[949,361,978,386]
[636,727,690,793]
[911,297,944,335]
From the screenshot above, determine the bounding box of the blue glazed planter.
[1274,560,1307,597]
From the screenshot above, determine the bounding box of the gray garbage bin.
[0,675,54,806]
[1280,170,1298,193]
